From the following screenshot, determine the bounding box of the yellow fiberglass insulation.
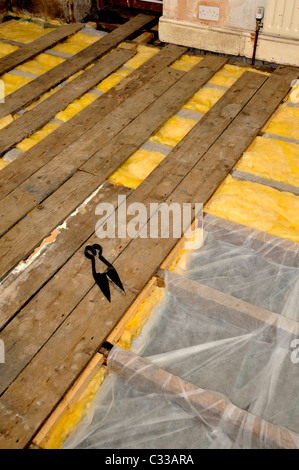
[0,114,14,130]
[123,44,160,69]
[16,52,65,75]
[0,42,19,58]
[25,86,61,110]
[236,136,299,187]
[263,104,299,141]
[0,20,54,43]
[208,64,269,88]
[286,84,299,104]
[0,159,10,170]
[51,32,101,55]
[109,149,166,189]
[183,86,226,114]
[168,228,204,274]
[205,175,299,243]
[95,68,132,93]
[41,366,107,449]
[54,92,98,122]
[16,121,61,152]
[116,286,164,351]
[149,115,198,148]
[170,54,202,72]
[1,72,33,96]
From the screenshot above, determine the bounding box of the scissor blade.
[106,266,125,292]
[95,272,111,302]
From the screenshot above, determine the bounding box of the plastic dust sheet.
[236,136,299,188]
[62,227,299,449]
[204,175,299,243]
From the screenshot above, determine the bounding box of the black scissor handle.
[84,245,97,260]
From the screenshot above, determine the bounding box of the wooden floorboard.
[0,13,156,119]
[0,67,184,262]
[0,48,135,155]
[0,23,83,76]
[0,68,279,449]
[0,19,298,448]
[81,55,227,177]
[0,55,226,266]
[0,44,187,199]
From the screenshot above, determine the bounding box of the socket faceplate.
[198,5,220,21]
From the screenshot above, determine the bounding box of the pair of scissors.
[84,244,125,302]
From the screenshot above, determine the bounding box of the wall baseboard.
[159,17,299,67]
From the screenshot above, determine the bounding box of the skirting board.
[159,17,299,67]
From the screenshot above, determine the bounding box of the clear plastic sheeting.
[172,230,299,320]
[62,229,299,449]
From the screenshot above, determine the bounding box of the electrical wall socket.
[198,5,220,22]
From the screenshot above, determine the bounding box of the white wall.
[163,0,267,32]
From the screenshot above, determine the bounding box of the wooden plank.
[0,71,268,448]
[0,13,156,119]
[203,213,299,268]
[0,183,131,330]
[0,170,103,282]
[109,348,299,449]
[81,55,228,177]
[0,70,265,355]
[0,56,225,240]
[0,23,83,76]
[31,353,104,449]
[0,48,135,155]
[0,44,187,199]
[0,67,184,255]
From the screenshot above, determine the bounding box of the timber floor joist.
[0,13,298,449]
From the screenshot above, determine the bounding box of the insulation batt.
[16,122,62,152]
[208,64,269,88]
[123,44,160,69]
[1,72,33,96]
[95,69,132,93]
[109,149,166,189]
[55,92,98,122]
[0,20,55,43]
[170,54,202,72]
[264,104,299,141]
[286,84,299,104]
[16,53,64,75]
[184,86,226,114]
[0,114,14,130]
[236,136,299,188]
[0,42,19,58]
[205,175,299,243]
[149,115,198,147]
